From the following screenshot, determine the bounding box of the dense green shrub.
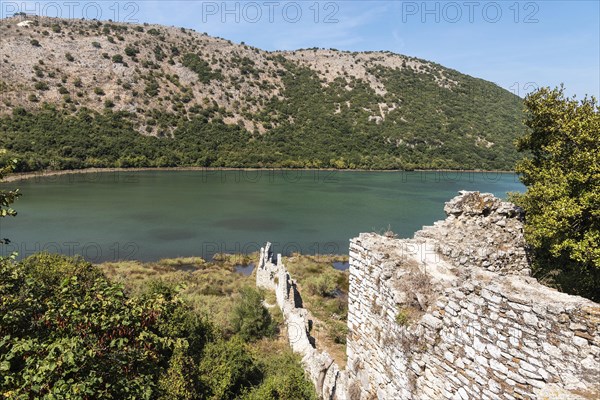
[125,46,139,57]
[181,53,221,83]
[198,337,262,400]
[0,253,212,399]
[34,81,49,91]
[0,160,20,243]
[306,271,339,297]
[242,352,317,400]
[513,87,600,300]
[0,253,317,399]
[230,287,275,341]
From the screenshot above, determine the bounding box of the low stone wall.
[345,192,600,400]
[256,243,348,400]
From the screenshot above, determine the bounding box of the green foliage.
[327,321,348,345]
[181,53,221,83]
[0,253,212,399]
[34,81,49,91]
[306,271,339,297]
[158,344,203,399]
[0,160,20,243]
[125,46,139,57]
[112,54,124,64]
[65,52,75,62]
[198,337,262,400]
[396,308,410,326]
[242,352,317,400]
[0,253,317,399]
[230,287,275,342]
[30,39,40,47]
[153,45,165,61]
[145,80,160,97]
[514,86,600,300]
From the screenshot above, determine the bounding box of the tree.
[514,86,599,300]
[0,159,21,244]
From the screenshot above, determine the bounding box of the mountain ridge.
[0,16,524,171]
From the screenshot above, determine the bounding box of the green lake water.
[0,170,524,262]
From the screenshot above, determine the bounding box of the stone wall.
[256,243,348,399]
[345,192,600,400]
[257,191,599,399]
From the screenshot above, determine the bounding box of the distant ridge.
[0,16,524,171]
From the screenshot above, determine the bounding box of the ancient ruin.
[256,191,600,399]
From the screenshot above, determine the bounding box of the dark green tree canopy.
[514,86,599,300]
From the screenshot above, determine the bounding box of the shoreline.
[2,167,518,183]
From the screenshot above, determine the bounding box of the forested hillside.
[0,16,524,171]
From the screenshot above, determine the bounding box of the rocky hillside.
[0,16,524,171]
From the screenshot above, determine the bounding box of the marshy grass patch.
[283,254,350,367]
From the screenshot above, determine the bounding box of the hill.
[0,16,524,171]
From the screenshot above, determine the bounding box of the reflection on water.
[234,263,255,276]
[172,263,199,272]
[332,261,350,271]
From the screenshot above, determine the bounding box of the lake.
[0,170,524,263]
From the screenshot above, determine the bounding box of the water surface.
[0,170,524,262]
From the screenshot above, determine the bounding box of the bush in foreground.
[0,253,316,399]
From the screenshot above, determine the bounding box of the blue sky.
[4,1,599,98]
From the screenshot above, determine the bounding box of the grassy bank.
[98,252,351,367]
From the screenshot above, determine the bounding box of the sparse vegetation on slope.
[0,16,524,170]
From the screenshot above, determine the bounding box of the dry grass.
[393,259,435,326]
[98,254,258,331]
[98,252,350,366]
[284,254,350,367]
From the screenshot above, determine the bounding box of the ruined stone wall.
[346,192,600,400]
[256,244,348,400]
